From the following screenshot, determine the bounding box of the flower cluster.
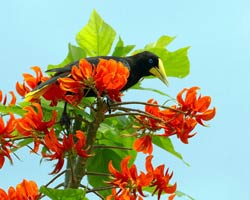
[134,87,216,154]
[0,90,17,169]
[42,129,89,174]
[59,58,130,103]
[0,179,39,200]
[0,98,89,173]
[107,155,176,200]
[17,59,129,106]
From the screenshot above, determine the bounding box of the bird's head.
[130,51,169,86]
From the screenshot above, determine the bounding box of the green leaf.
[155,35,176,48]
[47,43,86,71]
[112,36,135,57]
[175,190,195,200]
[0,104,26,116]
[76,10,116,56]
[152,136,189,166]
[40,186,86,200]
[163,47,190,78]
[144,35,176,49]
[133,35,190,78]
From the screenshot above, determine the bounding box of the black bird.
[24,51,168,101]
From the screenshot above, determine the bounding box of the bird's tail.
[24,75,60,102]
[24,85,50,102]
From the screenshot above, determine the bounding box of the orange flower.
[160,110,197,144]
[177,86,216,125]
[108,156,153,199]
[176,86,199,111]
[42,129,89,174]
[16,103,57,136]
[146,155,176,200]
[133,134,153,154]
[72,59,95,82]
[59,77,83,94]
[135,99,164,136]
[16,103,57,152]
[58,59,94,105]
[0,113,16,169]
[135,87,216,144]
[59,59,94,97]
[58,77,84,105]
[94,59,129,100]
[7,179,39,200]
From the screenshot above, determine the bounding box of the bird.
[24,51,168,101]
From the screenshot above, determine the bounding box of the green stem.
[93,144,132,151]
[85,185,115,193]
[110,101,185,113]
[85,171,111,176]
[64,112,84,188]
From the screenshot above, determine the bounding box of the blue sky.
[0,0,250,199]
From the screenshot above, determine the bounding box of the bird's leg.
[60,102,71,130]
[104,96,114,114]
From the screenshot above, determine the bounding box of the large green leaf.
[40,186,86,200]
[112,36,135,57]
[47,43,86,71]
[152,136,189,166]
[76,10,116,56]
[134,35,190,78]
[86,148,122,197]
[162,47,190,78]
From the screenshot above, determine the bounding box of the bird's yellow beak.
[149,58,169,86]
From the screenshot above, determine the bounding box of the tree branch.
[66,96,107,188]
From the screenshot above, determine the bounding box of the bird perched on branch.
[24,51,168,102]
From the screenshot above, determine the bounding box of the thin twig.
[85,185,115,193]
[110,101,184,113]
[105,111,163,122]
[79,184,105,200]
[94,145,132,150]
[85,171,111,176]
[44,170,68,187]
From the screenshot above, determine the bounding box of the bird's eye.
[148,58,154,64]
